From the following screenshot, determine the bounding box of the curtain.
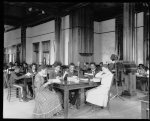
[69,6,94,64]
[143,4,150,66]
[116,14,123,60]
[123,3,136,62]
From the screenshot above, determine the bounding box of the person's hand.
[64,71,68,75]
[47,79,53,84]
[84,74,89,77]
[73,76,78,79]
[56,76,63,80]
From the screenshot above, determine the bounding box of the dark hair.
[38,64,47,71]
[99,62,103,65]
[69,63,75,67]
[53,61,62,67]
[9,62,13,66]
[138,64,144,67]
[22,62,28,66]
[14,61,18,64]
[85,62,89,65]
[90,62,96,66]
[31,63,37,70]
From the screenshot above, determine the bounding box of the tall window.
[33,42,39,64]
[42,40,50,65]
[11,54,15,63]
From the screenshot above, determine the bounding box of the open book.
[51,79,61,84]
[67,77,79,83]
[84,73,93,76]
[25,72,32,76]
[90,78,101,82]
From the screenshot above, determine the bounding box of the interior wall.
[136,12,144,65]
[4,28,21,63]
[26,20,55,64]
[4,28,21,47]
[94,19,116,64]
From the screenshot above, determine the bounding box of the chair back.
[107,74,114,110]
[3,71,8,88]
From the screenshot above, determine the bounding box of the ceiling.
[4,2,147,31]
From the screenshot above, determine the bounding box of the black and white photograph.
[3,1,149,119]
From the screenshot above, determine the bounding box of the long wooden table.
[52,81,101,118]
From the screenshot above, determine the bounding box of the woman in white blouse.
[86,66,114,111]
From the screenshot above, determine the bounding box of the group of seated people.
[135,63,149,92]
[33,61,113,118]
[4,62,38,101]
[4,61,114,118]
[136,63,149,77]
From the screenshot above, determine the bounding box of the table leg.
[79,88,85,108]
[64,89,69,118]
[23,79,27,100]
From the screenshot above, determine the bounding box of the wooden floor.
[3,86,146,119]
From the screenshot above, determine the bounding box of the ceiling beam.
[64,2,91,12]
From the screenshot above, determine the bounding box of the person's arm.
[63,71,68,79]
[48,70,55,79]
[43,80,52,87]
[34,75,50,90]
[13,73,26,80]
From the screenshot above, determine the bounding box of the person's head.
[23,62,27,67]
[53,61,62,72]
[69,63,75,72]
[31,63,37,71]
[38,64,47,77]
[9,62,13,67]
[99,62,103,67]
[101,66,110,73]
[139,64,143,69]
[14,62,18,66]
[90,62,96,71]
[14,66,20,73]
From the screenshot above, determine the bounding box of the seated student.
[82,62,91,75]
[48,61,63,106]
[27,63,38,99]
[9,66,29,102]
[136,64,147,77]
[21,62,29,74]
[28,63,38,77]
[48,61,63,79]
[84,62,100,78]
[86,66,114,111]
[33,64,62,118]
[63,63,79,108]
[6,62,14,74]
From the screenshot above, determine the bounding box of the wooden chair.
[31,75,36,99]
[106,74,114,110]
[7,75,23,102]
[3,71,8,88]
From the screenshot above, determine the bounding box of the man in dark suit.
[85,62,100,78]
[63,63,79,109]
